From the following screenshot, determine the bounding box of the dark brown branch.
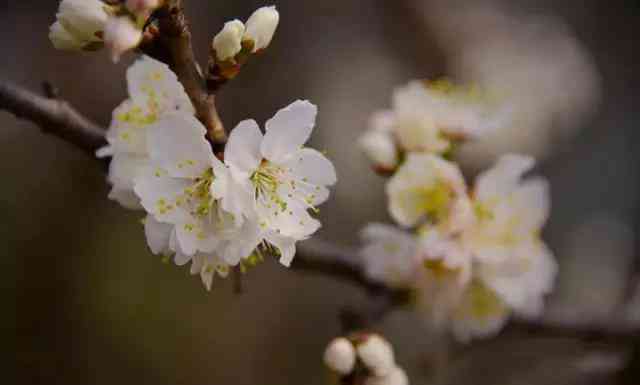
[0,80,105,153]
[144,0,226,145]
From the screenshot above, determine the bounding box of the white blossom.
[386,153,473,232]
[358,111,399,171]
[357,334,395,377]
[243,6,279,52]
[133,113,238,261]
[213,20,246,61]
[222,100,337,266]
[466,154,557,318]
[49,0,110,51]
[97,55,194,209]
[359,223,418,288]
[324,337,356,375]
[364,366,409,385]
[104,16,143,62]
[416,154,556,340]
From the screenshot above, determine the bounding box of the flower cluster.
[359,80,556,342]
[359,79,510,173]
[49,0,155,61]
[98,56,336,289]
[324,334,408,385]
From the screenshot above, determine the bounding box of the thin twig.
[144,0,227,145]
[0,80,105,153]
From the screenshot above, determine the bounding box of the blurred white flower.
[104,16,143,62]
[243,6,280,52]
[222,100,337,266]
[357,334,395,377]
[96,56,194,209]
[364,366,409,385]
[49,0,110,51]
[386,153,472,232]
[359,80,506,167]
[358,112,399,172]
[359,223,418,288]
[324,337,356,375]
[213,20,246,61]
[465,154,557,318]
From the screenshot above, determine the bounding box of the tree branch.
[0,80,105,154]
[144,0,226,145]
[1,78,637,341]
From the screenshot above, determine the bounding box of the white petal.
[258,198,321,239]
[108,188,142,210]
[175,220,221,256]
[127,55,195,116]
[222,219,262,265]
[225,119,263,175]
[284,148,337,186]
[134,171,191,224]
[265,232,297,267]
[106,99,150,155]
[144,215,173,255]
[450,281,511,343]
[108,152,147,191]
[261,100,317,163]
[174,249,192,266]
[475,154,535,203]
[147,114,214,178]
[359,223,418,288]
[512,177,550,232]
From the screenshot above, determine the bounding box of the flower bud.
[243,6,279,52]
[212,20,245,61]
[50,0,109,51]
[126,0,161,14]
[49,21,83,50]
[104,16,143,62]
[358,129,398,171]
[323,337,356,375]
[364,366,409,385]
[356,334,395,377]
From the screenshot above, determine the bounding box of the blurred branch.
[0,80,105,153]
[142,0,226,145]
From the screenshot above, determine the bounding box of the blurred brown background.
[7,0,640,384]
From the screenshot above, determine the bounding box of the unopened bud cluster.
[49,0,164,61]
[209,6,279,86]
[324,334,408,385]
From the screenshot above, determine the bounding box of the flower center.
[407,182,453,223]
[250,160,288,212]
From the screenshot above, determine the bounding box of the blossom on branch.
[359,151,556,341]
[222,100,337,267]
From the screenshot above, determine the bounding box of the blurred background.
[7,0,639,384]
